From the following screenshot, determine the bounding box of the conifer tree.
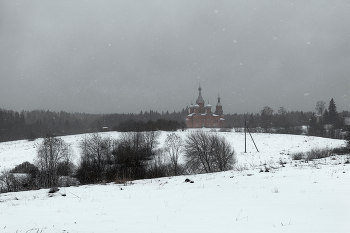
[328,98,338,125]
[323,109,329,124]
[308,113,318,135]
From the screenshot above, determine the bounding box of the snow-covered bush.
[306,148,331,160]
[291,147,345,161]
[291,152,305,160]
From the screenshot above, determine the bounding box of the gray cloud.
[1,0,349,114]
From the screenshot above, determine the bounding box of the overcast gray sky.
[1,0,349,114]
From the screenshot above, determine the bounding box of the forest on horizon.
[1,98,349,142]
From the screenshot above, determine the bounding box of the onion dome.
[196,85,205,105]
[216,94,222,106]
[205,100,212,108]
[189,101,194,108]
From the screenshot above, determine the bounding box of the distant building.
[186,86,225,128]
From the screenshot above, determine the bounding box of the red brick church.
[186,86,225,128]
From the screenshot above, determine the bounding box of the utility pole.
[245,121,247,153]
[244,121,259,153]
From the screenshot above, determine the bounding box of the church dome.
[196,86,205,104]
[216,95,222,106]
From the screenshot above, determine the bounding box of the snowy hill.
[0,131,346,172]
[0,131,349,232]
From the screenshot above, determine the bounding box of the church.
[186,86,225,128]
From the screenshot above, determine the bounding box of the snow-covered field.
[0,131,346,172]
[0,131,349,233]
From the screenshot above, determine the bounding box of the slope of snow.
[0,160,349,233]
[0,131,346,172]
[0,131,349,232]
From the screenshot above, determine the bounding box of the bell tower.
[215,94,223,116]
[196,84,205,113]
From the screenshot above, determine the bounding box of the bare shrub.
[233,164,250,172]
[10,161,38,174]
[183,132,236,174]
[292,148,335,162]
[76,133,115,184]
[76,131,161,184]
[184,131,214,173]
[211,135,236,171]
[0,170,31,192]
[291,152,305,160]
[57,161,76,177]
[219,128,232,132]
[114,173,134,185]
[164,133,183,176]
[306,148,331,160]
[35,136,74,188]
[332,147,348,155]
[58,176,80,187]
[143,131,160,152]
[146,148,171,178]
[112,132,159,181]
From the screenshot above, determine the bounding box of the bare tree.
[78,133,114,182]
[276,106,290,129]
[315,101,326,115]
[112,132,160,180]
[164,133,183,176]
[0,170,24,192]
[260,106,274,131]
[183,132,236,174]
[277,106,287,115]
[143,131,160,152]
[183,131,214,173]
[147,148,170,178]
[35,136,73,188]
[116,131,160,159]
[76,132,161,184]
[211,135,236,171]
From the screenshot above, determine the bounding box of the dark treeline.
[114,119,184,132]
[225,111,314,129]
[226,101,350,138]
[98,109,188,130]
[0,109,100,142]
[0,108,188,142]
[1,98,349,142]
